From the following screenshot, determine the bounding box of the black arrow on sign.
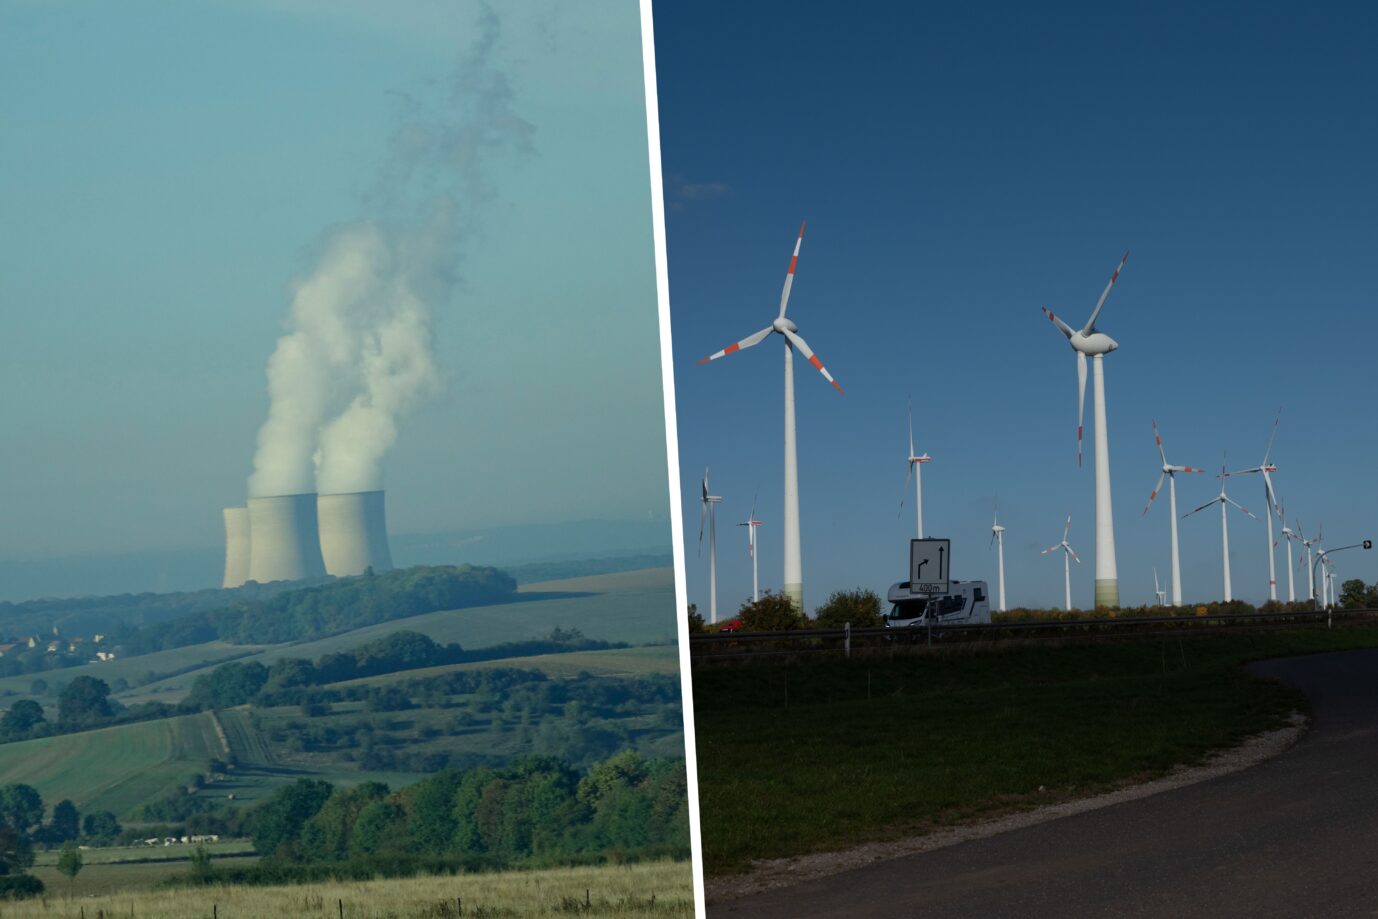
[938,545,945,579]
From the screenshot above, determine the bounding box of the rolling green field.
[0,640,268,704]
[0,712,226,815]
[115,568,676,706]
[0,567,683,831]
[333,644,680,689]
[694,628,1378,874]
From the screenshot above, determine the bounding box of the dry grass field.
[5,860,693,918]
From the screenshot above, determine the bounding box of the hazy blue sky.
[655,2,1378,613]
[1,2,668,564]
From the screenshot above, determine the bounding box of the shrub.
[0,875,43,900]
[812,589,883,629]
[738,592,805,632]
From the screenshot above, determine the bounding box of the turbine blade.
[1063,514,1072,541]
[1226,497,1257,519]
[778,221,806,319]
[698,469,707,554]
[1067,545,1081,564]
[1083,250,1129,333]
[1263,410,1281,465]
[898,462,913,517]
[908,399,915,457]
[698,326,774,364]
[780,328,843,393]
[1041,544,1062,555]
[1143,470,1167,515]
[1077,352,1087,467]
[1042,306,1076,340]
[1183,497,1220,519]
[1153,419,1168,467]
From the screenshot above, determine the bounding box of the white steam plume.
[247,6,532,499]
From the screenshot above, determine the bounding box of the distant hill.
[0,519,672,603]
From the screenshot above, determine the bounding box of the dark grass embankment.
[693,627,1378,875]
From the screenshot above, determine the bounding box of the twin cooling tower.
[222,491,393,587]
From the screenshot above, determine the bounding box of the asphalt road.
[713,649,1378,918]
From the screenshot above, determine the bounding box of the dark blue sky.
[655,2,1378,612]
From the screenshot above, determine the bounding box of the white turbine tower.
[1042,252,1130,608]
[898,400,932,538]
[698,469,722,623]
[1142,420,1204,607]
[1153,568,1167,606]
[990,504,1007,613]
[1226,414,1283,602]
[737,496,763,603]
[698,222,842,612]
[1183,458,1256,602]
[1299,522,1323,604]
[1041,514,1080,612]
[1278,501,1298,603]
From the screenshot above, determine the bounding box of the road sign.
[910,538,951,595]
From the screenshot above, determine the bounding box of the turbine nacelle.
[1070,331,1118,355]
[772,317,798,334]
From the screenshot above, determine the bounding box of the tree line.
[196,749,688,884]
[118,565,517,653]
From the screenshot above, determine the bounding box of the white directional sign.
[910,538,950,595]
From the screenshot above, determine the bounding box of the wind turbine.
[1142,420,1204,607]
[1183,457,1256,602]
[698,469,722,623]
[699,222,842,612]
[1226,414,1283,601]
[1278,500,1298,603]
[1042,252,1129,608]
[1041,514,1080,612]
[737,495,763,603]
[990,503,1007,613]
[899,400,932,538]
[1153,568,1167,606]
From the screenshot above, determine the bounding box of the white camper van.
[884,579,992,628]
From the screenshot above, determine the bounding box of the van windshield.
[889,602,927,621]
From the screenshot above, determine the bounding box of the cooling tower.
[247,494,328,583]
[221,507,251,588]
[317,490,394,576]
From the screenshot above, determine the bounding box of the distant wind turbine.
[1041,514,1080,612]
[1154,568,1167,606]
[737,495,763,603]
[698,222,842,611]
[1298,522,1323,604]
[699,469,722,623]
[1278,500,1298,603]
[1183,457,1256,602]
[899,400,932,538]
[1143,419,1204,607]
[990,502,1007,613]
[1226,413,1283,601]
[1042,252,1130,608]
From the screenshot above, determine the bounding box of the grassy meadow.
[4,860,693,918]
[693,627,1378,874]
[0,712,226,814]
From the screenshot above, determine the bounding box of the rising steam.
[248,7,532,499]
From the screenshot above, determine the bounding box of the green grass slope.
[0,712,226,816]
[115,568,676,705]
